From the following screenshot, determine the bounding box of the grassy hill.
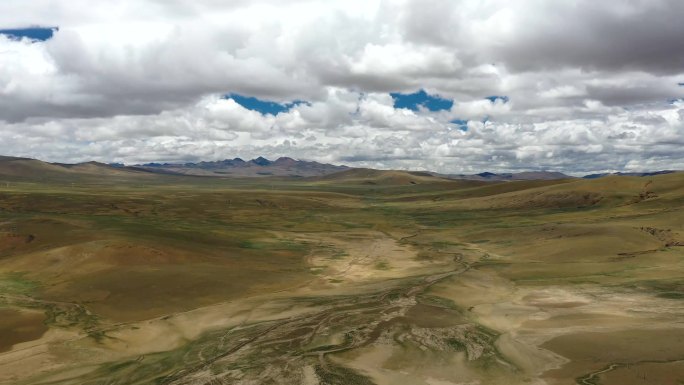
[0,156,154,182]
[313,168,454,185]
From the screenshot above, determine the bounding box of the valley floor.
[1,171,683,384]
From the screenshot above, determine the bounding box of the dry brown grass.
[0,169,683,384]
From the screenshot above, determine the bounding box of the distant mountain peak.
[274,157,297,166]
[251,156,272,166]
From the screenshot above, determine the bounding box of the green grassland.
[0,165,683,385]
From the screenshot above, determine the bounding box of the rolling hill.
[0,156,151,182]
[311,168,455,185]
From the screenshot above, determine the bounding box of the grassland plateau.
[0,156,683,385]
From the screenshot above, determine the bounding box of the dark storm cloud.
[488,1,684,75]
[585,82,684,106]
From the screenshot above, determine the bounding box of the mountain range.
[582,170,676,179]
[0,155,678,182]
[134,157,349,177]
[438,171,573,181]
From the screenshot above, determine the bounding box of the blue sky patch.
[390,89,453,111]
[485,95,509,103]
[0,27,58,41]
[450,119,469,131]
[225,93,308,115]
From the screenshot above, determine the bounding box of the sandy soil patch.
[301,231,453,286]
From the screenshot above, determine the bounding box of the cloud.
[0,91,682,175]
[483,1,684,75]
[0,0,683,173]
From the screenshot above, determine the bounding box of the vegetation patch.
[0,272,39,295]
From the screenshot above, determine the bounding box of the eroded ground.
[1,172,683,384]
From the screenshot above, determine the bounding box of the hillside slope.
[0,157,153,182]
[313,168,455,185]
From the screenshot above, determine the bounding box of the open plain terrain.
[0,158,683,384]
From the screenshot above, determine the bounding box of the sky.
[1,1,683,174]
